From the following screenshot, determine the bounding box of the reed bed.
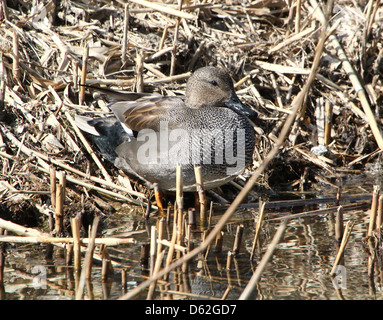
[0,0,382,300]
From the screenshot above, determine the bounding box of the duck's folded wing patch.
[110,96,184,132]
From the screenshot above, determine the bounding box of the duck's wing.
[110,96,185,132]
[81,84,155,101]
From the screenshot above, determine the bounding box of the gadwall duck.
[75,66,256,191]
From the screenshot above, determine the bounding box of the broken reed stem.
[226,251,233,270]
[135,50,144,93]
[71,217,81,273]
[54,173,65,235]
[150,225,157,276]
[0,228,6,285]
[214,231,223,253]
[122,3,129,67]
[140,243,149,267]
[12,30,19,83]
[79,45,88,105]
[250,201,266,260]
[330,220,354,276]
[76,216,100,300]
[376,195,383,229]
[49,165,56,211]
[156,218,165,256]
[324,101,333,146]
[164,205,178,281]
[194,165,207,229]
[129,0,194,20]
[368,185,380,237]
[0,52,5,115]
[335,206,345,266]
[147,250,165,300]
[101,246,113,281]
[71,217,82,273]
[239,219,288,300]
[232,224,244,256]
[157,239,187,254]
[335,206,344,242]
[188,208,196,231]
[176,164,183,244]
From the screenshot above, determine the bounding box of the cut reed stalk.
[150,225,157,276]
[49,164,56,211]
[71,217,82,273]
[250,201,266,260]
[194,165,207,229]
[335,206,345,266]
[330,220,354,276]
[0,53,4,116]
[101,246,113,281]
[335,206,344,242]
[232,224,244,256]
[368,185,379,237]
[79,45,88,106]
[164,206,177,281]
[12,30,19,83]
[147,250,165,300]
[226,251,233,270]
[121,269,127,294]
[54,182,64,235]
[324,101,333,146]
[376,195,383,229]
[156,218,165,256]
[188,208,196,230]
[176,164,184,243]
[0,228,5,284]
[140,243,149,267]
[214,231,223,253]
[135,50,144,93]
[122,3,129,67]
[76,216,99,300]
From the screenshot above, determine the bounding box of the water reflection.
[1,189,383,300]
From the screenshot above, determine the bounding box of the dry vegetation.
[0,0,382,225]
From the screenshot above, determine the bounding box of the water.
[0,182,382,300]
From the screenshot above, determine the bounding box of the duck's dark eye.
[210,80,218,86]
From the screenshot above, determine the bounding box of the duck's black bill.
[226,95,257,117]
